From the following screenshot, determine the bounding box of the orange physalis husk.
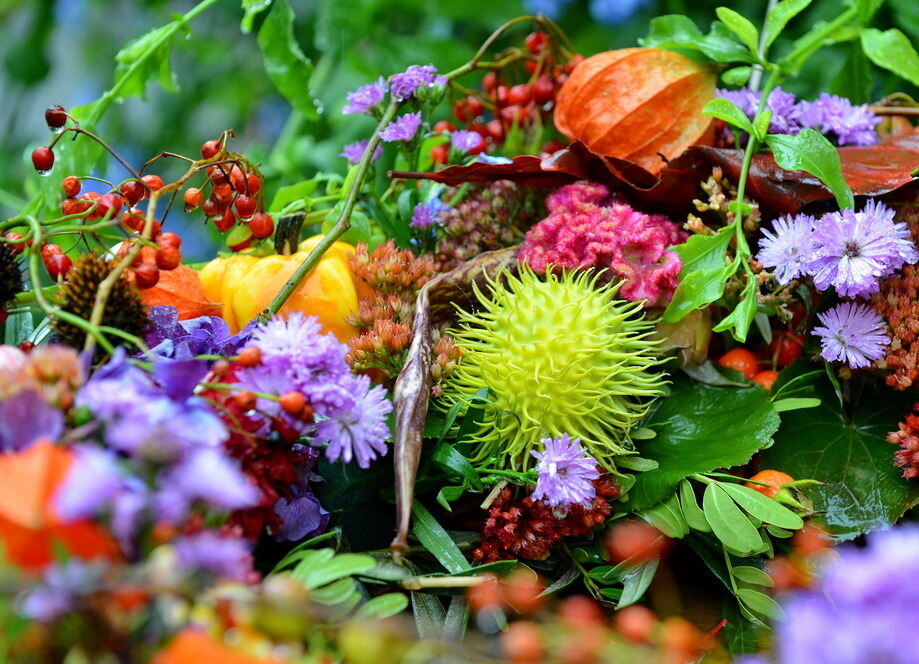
[153,630,286,664]
[139,253,222,320]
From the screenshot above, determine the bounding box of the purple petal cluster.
[173,530,255,583]
[339,139,383,166]
[716,87,879,146]
[812,302,889,368]
[389,65,442,101]
[145,305,248,361]
[410,198,450,229]
[341,77,387,115]
[18,560,106,622]
[530,434,600,508]
[756,200,918,298]
[235,313,393,468]
[450,129,484,154]
[775,525,919,664]
[379,112,422,142]
[0,389,63,451]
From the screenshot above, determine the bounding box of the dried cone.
[554,48,717,174]
[0,243,24,306]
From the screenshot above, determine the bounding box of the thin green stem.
[723,546,739,594]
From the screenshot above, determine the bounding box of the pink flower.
[519,182,686,306]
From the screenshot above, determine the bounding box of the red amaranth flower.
[519,182,686,307]
[888,403,919,479]
[472,477,620,562]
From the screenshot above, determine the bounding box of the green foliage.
[860,27,919,86]
[764,130,854,209]
[411,500,470,574]
[257,0,319,120]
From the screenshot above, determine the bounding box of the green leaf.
[721,66,752,86]
[713,277,758,342]
[831,42,873,105]
[765,130,854,210]
[860,28,919,86]
[772,397,821,412]
[703,98,756,135]
[310,577,360,606]
[641,494,689,538]
[443,596,469,642]
[293,551,376,589]
[617,456,658,470]
[4,311,34,346]
[672,227,733,272]
[732,565,775,587]
[355,593,409,620]
[257,0,318,119]
[760,379,919,539]
[268,179,320,214]
[113,24,179,98]
[436,485,467,511]
[737,588,785,620]
[723,599,764,654]
[715,8,760,56]
[241,0,272,33]
[851,0,885,22]
[411,592,445,639]
[663,264,734,323]
[411,501,469,574]
[702,483,765,555]
[539,568,579,596]
[432,444,483,491]
[717,483,803,529]
[626,377,780,510]
[618,558,660,608]
[764,0,812,49]
[641,15,755,63]
[679,480,712,533]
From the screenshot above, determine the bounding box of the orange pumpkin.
[554,48,717,174]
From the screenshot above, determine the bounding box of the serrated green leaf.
[737,588,785,620]
[411,501,469,574]
[715,8,760,56]
[764,0,812,50]
[268,179,320,215]
[257,0,318,119]
[113,24,178,98]
[679,480,712,532]
[703,98,756,135]
[641,15,755,64]
[766,130,854,210]
[355,593,409,620]
[860,28,919,86]
[672,227,733,271]
[718,482,804,530]
[702,483,764,555]
[732,565,775,587]
[713,277,758,342]
[772,397,821,412]
[618,558,659,608]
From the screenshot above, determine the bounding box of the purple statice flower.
[389,65,439,101]
[756,214,815,285]
[313,374,392,468]
[379,112,422,142]
[54,446,126,520]
[410,198,450,229]
[776,525,919,664]
[0,390,63,451]
[18,560,105,622]
[808,200,918,298]
[530,434,600,508]
[797,93,880,146]
[341,77,387,115]
[339,139,383,166]
[174,531,254,583]
[812,301,889,368]
[163,448,259,514]
[450,129,485,154]
[716,87,801,135]
[145,305,248,361]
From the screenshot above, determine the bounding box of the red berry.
[434,120,455,133]
[134,262,160,289]
[121,211,145,233]
[507,84,532,106]
[467,96,485,117]
[214,208,236,232]
[155,246,181,271]
[202,199,222,218]
[482,71,498,92]
[157,232,181,250]
[533,75,555,104]
[717,348,759,380]
[469,122,491,139]
[62,176,81,198]
[61,197,87,216]
[184,187,202,211]
[45,105,67,129]
[201,139,221,159]
[752,369,779,391]
[120,180,145,206]
[79,192,103,221]
[606,521,669,563]
[525,31,547,55]
[41,243,62,261]
[31,147,54,172]
[525,59,538,75]
[233,391,257,411]
[246,173,261,195]
[4,232,25,254]
[770,331,804,367]
[495,85,510,106]
[141,174,164,196]
[238,347,262,367]
[148,219,162,240]
[499,104,529,127]
[45,253,72,281]
[229,165,247,194]
[248,212,274,239]
[486,120,504,142]
[234,195,256,219]
[99,193,123,219]
[453,99,470,123]
[19,341,35,353]
[208,166,229,187]
[430,143,450,165]
[555,72,569,87]
[0,307,7,326]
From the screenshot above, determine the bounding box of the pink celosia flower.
[519,182,686,306]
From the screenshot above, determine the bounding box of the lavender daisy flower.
[756,214,815,285]
[808,200,918,298]
[341,77,387,115]
[812,301,889,368]
[379,112,423,142]
[450,129,485,154]
[339,140,383,166]
[530,434,600,508]
[247,312,348,375]
[313,374,392,468]
[389,65,438,101]
[174,531,254,583]
[796,93,880,146]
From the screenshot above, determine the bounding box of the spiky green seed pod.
[441,266,667,471]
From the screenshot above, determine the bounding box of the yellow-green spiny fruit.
[441,265,667,471]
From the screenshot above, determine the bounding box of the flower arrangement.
[1,1,919,662]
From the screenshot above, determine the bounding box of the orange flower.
[0,441,118,571]
[154,630,286,664]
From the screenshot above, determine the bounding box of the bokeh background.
[1,0,916,259]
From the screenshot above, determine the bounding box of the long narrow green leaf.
[718,483,804,530]
[702,483,764,554]
[411,500,469,574]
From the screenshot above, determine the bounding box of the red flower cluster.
[472,478,620,563]
[887,402,919,480]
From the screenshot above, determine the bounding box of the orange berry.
[501,621,543,664]
[793,523,831,557]
[237,347,262,367]
[605,521,668,564]
[745,469,794,499]
[661,617,702,662]
[501,570,546,615]
[467,574,501,612]
[233,391,257,411]
[279,391,307,416]
[613,605,657,643]
[752,369,779,390]
[717,347,759,379]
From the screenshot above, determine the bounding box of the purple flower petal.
[530,434,600,508]
[0,390,63,451]
[379,112,422,142]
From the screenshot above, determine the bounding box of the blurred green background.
[1,0,916,259]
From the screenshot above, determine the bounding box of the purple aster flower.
[389,65,439,101]
[110,487,147,547]
[313,374,392,468]
[812,301,889,368]
[164,448,259,512]
[796,93,880,146]
[808,200,918,298]
[410,198,450,229]
[145,305,247,361]
[18,560,105,622]
[339,139,383,166]
[776,525,919,664]
[247,312,347,372]
[716,87,801,135]
[174,531,254,583]
[274,493,328,541]
[379,112,422,142]
[756,214,815,285]
[54,446,126,521]
[450,129,485,154]
[342,77,387,115]
[530,434,600,508]
[0,390,63,451]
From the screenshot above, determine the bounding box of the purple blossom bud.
[339,140,383,166]
[379,112,423,142]
[342,77,387,115]
[389,65,439,101]
[450,129,485,154]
